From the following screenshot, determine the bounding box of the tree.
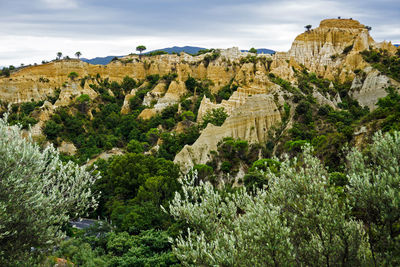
[136,45,146,59]
[365,26,372,31]
[68,71,79,80]
[0,114,100,265]
[304,24,312,32]
[75,51,82,59]
[249,47,258,54]
[1,67,10,77]
[347,131,400,265]
[75,94,90,113]
[57,52,63,60]
[168,145,372,266]
[201,107,228,128]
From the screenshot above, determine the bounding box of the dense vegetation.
[361,48,400,81]
[169,131,400,266]
[0,115,99,265]
[1,48,400,266]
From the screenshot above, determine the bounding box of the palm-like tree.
[136,45,146,59]
[304,25,312,32]
[57,52,62,60]
[75,51,82,59]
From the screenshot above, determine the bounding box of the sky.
[0,0,399,67]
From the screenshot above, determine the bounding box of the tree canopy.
[0,114,100,265]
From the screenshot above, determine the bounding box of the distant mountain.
[81,56,121,65]
[241,48,275,54]
[80,46,206,65]
[80,46,276,65]
[394,44,399,47]
[147,46,206,55]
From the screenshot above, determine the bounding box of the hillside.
[1,17,400,265]
[80,47,276,65]
[1,18,398,171]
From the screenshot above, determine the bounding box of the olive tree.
[168,145,372,266]
[266,145,370,266]
[0,114,100,265]
[347,131,400,266]
[167,173,294,266]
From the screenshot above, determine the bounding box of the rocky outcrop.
[138,108,157,120]
[54,82,98,107]
[143,82,167,106]
[154,80,187,110]
[58,141,77,155]
[1,18,399,173]
[174,94,281,171]
[86,148,124,166]
[350,67,391,110]
[197,85,278,122]
[286,19,373,81]
[121,88,137,115]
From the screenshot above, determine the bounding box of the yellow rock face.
[175,94,282,171]
[1,18,398,171]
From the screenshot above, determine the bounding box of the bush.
[0,115,99,265]
[168,145,372,266]
[201,107,228,128]
[68,71,79,80]
[181,110,195,121]
[43,120,63,140]
[126,139,144,153]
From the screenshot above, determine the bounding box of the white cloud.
[40,0,78,9]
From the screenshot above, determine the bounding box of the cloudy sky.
[0,0,399,66]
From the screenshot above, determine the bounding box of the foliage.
[0,115,99,265]
[361,49,400,81]
[158,126,200,160]
[364,87,400,131]
[203,50,220,67]
[201,107,228,128]
[75,94,91,113]
[54,225,177,267]
[347,131,400,265]
[146,50,169,56]
[215,83,238,103]
[93,153,180,233]
[136,45,147,54]
[68,71,79,80]
[248,47,258,54]
[126,139,144,153]
[6,100,42,129]
[1,67,10,77]
[180,110,195,121]
[168,145,372,266]
[193,49,214,56]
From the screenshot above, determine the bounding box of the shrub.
[68,71,79,80]
[181,110,195,121]
[168,145,371,266]
[201,107,228,128]
[0,115,99,265]
[126,139,144,153]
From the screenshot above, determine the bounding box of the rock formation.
[0,18,399,171]
[175,94,282,171]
